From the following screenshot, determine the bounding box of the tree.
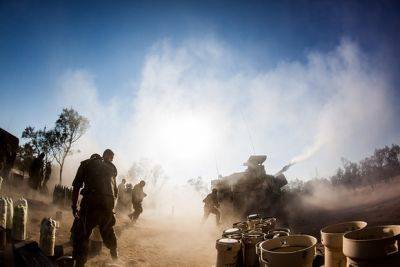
[330,167,344,186]
[127,158,169,191]
[21,127,41,155]
[22,127,53,158]
[187,176,209,194]
[21,126,54,167]
[15,143,35,176]
[50,108,89,184]
[341,158,360,188]
[386,144,400,178]
[373,147,388,180]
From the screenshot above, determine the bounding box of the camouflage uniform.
[29,154,44,190]
[128,183,146,221]
[71,157,118,266]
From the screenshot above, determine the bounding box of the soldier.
[128,180,147,221]
[41,161,52,194]
[116,180,133,213]
[29,152,44,190]
[70,150,118,267]
[117,178,126,195]
[202,188,221,225]
[116,178,126,211]
[124,183,134,211]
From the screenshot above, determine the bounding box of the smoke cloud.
[55,37,398,185]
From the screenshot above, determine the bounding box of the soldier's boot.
[128,212,138,222]
[110,248,118,260]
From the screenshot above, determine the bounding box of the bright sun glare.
[156,114,216,160]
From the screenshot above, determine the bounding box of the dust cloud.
[30,36,398,265]
[55,37,398,185]
[101,183,222,267]
[297,178,400,211]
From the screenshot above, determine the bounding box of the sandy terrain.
[2,178,400,266]
[86,215,219,267]
[1,183,220,266]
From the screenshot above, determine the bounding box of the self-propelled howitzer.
[211,155,288,219]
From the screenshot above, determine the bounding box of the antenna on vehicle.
[214,151,220,178]
[240,109,256,155]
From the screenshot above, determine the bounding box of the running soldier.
[128,180,147,221]
[202,188,221,225]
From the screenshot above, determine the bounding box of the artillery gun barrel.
[275,163,294,176]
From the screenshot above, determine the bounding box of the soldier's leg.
[99,211,118,259]
[72,210,97,267]
[210,207,221,225]
[131,202,143,221]
[136,202,143,218]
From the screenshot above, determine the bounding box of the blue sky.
[1,1,400,183]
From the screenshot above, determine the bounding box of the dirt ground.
[1,183,220,267]
[2,178,400,266]
[86,215,219,267]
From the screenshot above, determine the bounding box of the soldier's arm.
[113,164,118,178]
[141,187,147,198]
[71,187,80,217]
[112,164,118,198]
[113,177,118,199]
[71,163,85,216]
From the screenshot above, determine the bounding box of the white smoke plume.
[290,140,324,165]
[55,37,397,185]
[286,41,396,172]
